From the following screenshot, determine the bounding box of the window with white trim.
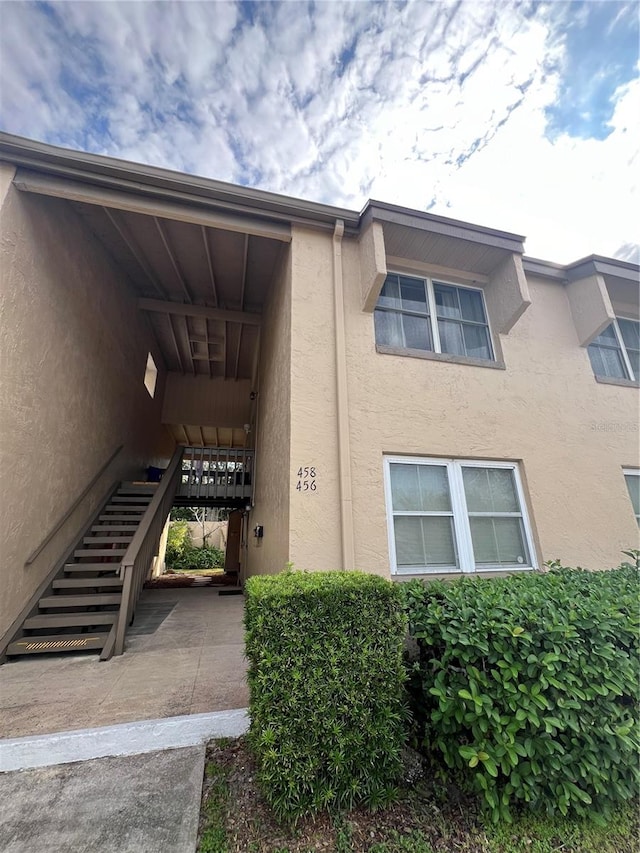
[587,317,639,381]
[383,457,536,574]
[623,469,640,526]
[374,274,494,361]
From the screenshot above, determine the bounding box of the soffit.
[70,200,281,380]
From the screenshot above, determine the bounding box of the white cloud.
[0,0,637,262]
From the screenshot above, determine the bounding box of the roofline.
[363,199,527,244]
[0,132,361,231]
[1,133,637,277]
[523,254,640,283]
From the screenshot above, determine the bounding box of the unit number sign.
[296,467,317,492]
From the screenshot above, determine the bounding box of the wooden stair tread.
[74,548,127,557]
[111,496,152,503]
[91,525,138,532]
[39,594,122,608]
[53,577,123,589]
[83,536,133,544]
[8,634,109,655]
[64,563,121,572]
[98,514,145,521]
[25,612,118,628]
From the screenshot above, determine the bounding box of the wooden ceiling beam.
[234,324,243,380]
[240,234,249,311]
[202,226,218,307]
[167,314,184,374]
[103,207,166,299]
[154,217,192,303]
[138,298,261,326]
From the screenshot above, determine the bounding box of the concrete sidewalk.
[0,708,250,853]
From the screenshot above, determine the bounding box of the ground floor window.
[623,469,640,526]
[383,456,536,574]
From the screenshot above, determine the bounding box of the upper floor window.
[587,318,639,382]
[374,274,494,361]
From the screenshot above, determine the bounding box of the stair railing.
[110,446,185,658]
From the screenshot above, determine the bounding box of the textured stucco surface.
[246,247,292,576]
[343,258,639,574]
[0,187,173,639]
[287,226,343,571]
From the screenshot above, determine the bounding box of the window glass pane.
[418,465,451,510]
[626,348,640,380]
[625,474,640,517]
[438,319,465,355]
[390,464,419,511]
[470,517,528,566]
[462,324,492,359]
[403,314,432,350]
[400,277,428,313]
[374,309,403,347]
[463,467,519,512]
[394,516,457,569]
[587,343,628,379]
[618,319,640,351]
[592,323,618,344]
[377,276,401,310]
[434,284,460,319]
[390,463,450,511]
[458,288,486,323]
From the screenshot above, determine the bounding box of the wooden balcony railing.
[176,446,254,504]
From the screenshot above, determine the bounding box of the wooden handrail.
[114,446,185,656]
[119,447,184,571]
[25,444,124,565]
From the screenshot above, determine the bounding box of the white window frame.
[588,316,639,381]
[383,456,537,575]
[375,272,496,361]
[623,468,640,525]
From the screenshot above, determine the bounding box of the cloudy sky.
[1,1,638,263]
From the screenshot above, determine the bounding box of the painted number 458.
[296,467,317,492]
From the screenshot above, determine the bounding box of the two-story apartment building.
[1,132,638,658]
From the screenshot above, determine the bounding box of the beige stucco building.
[1,132,638,658]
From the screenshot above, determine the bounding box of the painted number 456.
[296,467,317,492]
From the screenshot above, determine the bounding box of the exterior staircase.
[6,483,158,660]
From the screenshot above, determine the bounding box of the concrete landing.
[0,746,205,853]
[0,588,248,739]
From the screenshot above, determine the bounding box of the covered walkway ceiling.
[13,169,287,381]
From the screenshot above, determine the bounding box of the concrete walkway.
[0,588,248,739]
[0,588,250,851]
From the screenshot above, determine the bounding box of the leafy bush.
[401,562,640,823]
[166,521,191,566]
[169,545,225,571]
[244,570,408,823]
[165,522,224,570]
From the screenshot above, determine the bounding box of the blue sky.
[0,0,637,262]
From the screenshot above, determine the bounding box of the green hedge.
[244,570,407,823]
[401,563,640,823]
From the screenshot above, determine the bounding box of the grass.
[197,740,639,853]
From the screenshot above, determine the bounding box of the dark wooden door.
[224,510,242,574]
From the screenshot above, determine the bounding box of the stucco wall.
[0,186,173,639]
[287,226,343,571]
[246,246,292,576]
[342,250,639,574]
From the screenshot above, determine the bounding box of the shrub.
[166,522,224,570]
[166,521,191,566]
[400,562,640,823]
[244,570,408,823]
